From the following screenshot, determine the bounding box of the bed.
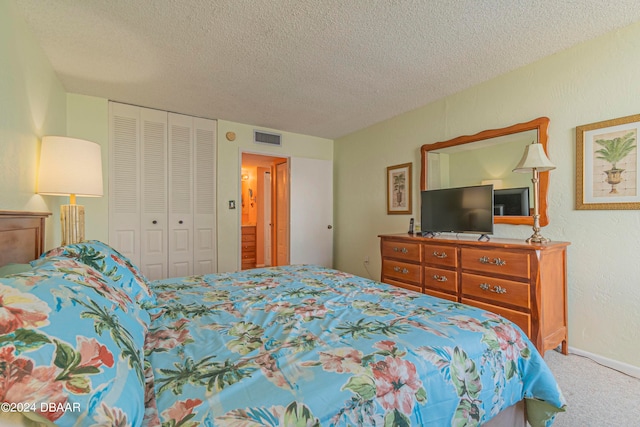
[0,211,565,426]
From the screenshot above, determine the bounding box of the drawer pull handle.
[479,283,507,294]
[479,256,506,266]
[393,247,409,254]
[393,266,409,274]
[433,275,447,282]
[432,251,448,259]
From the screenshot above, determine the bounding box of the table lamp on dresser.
[37,136,103,245]
[512,141,555,243]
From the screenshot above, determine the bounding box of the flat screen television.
[494,187,530,216]
[421,184,494,238]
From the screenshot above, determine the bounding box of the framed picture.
[576,114,640,209]
[387,162,412,214]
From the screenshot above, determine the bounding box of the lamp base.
[526,232,550,244]
[60,204,85,245]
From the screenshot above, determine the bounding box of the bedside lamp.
[38,136,103,245]
[513,142,555,243]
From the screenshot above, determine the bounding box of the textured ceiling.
[14,0,640,139]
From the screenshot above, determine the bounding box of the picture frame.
[576,114,640,210]
[387,162,412,214]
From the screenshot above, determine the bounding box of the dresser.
[379,234,569,355]
[241,225,257,270]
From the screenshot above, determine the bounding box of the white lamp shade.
[38,136,103,197]
[513,142,556,173]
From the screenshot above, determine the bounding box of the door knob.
[179,220,183,224]
[327,225,333,229]
[152,220,157,224]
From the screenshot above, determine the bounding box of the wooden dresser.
[241,225,257,270]
[379,233,569,355]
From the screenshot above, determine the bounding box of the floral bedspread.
[145,265,565,427]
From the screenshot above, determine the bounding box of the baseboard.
[568,346,640,379]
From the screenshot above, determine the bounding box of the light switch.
[229,200,236,209]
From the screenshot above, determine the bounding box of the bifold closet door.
[109,102,169,279]
[167,113,217,277]
[140,109,168,280]
[111,103,216,280]
[109,102,141,266]
[168,113,194,277]
[192,117,216,275]
[109,102,167,280]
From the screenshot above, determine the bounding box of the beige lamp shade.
[512,142,556,173]
[38,136,103,197]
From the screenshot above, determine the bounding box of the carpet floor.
[544,350,640,426]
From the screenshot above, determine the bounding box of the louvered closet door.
[109,103,142,266]
[168,113,194,277]
[109,103,168,277]
[193,117,217,275]
[140,109,168,280]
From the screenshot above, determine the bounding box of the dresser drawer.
[425,288,458,302]
[382,240,421,262]
[423,244,458,268]
[241,260,256,270]
[382,259,421,284]
[461,248,530,279]
[461,273,530,309]
[461,298,531,337]
[424,266,458,293]
[383,278,422,294]
[241,250,256,259]
[242,226,256,235]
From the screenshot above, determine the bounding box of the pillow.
[0,269,148,426]
[37,240,156,308]
[0,263,32,277]
[18,256,150,327]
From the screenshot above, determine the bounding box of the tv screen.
[494,187,530,216]
[421,184,494,236]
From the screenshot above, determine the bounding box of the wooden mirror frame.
[420,117,551,227]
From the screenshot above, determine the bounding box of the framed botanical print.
[576,114,640,209]
[387,163,412,214]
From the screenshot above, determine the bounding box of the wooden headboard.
[0,210,51,267]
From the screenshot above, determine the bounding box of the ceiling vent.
[254,130,282,147]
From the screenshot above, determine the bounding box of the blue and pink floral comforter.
[145,265,566,427]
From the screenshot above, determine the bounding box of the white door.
[109,102,142,266]
[193,117,217,275]
[140,109,169,280]
[168,113,194,277]
[109,102,169,279]
[289,157,333,268]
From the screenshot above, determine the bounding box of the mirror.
[420,117,550,226]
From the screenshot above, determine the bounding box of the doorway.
[241,153,288,269]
